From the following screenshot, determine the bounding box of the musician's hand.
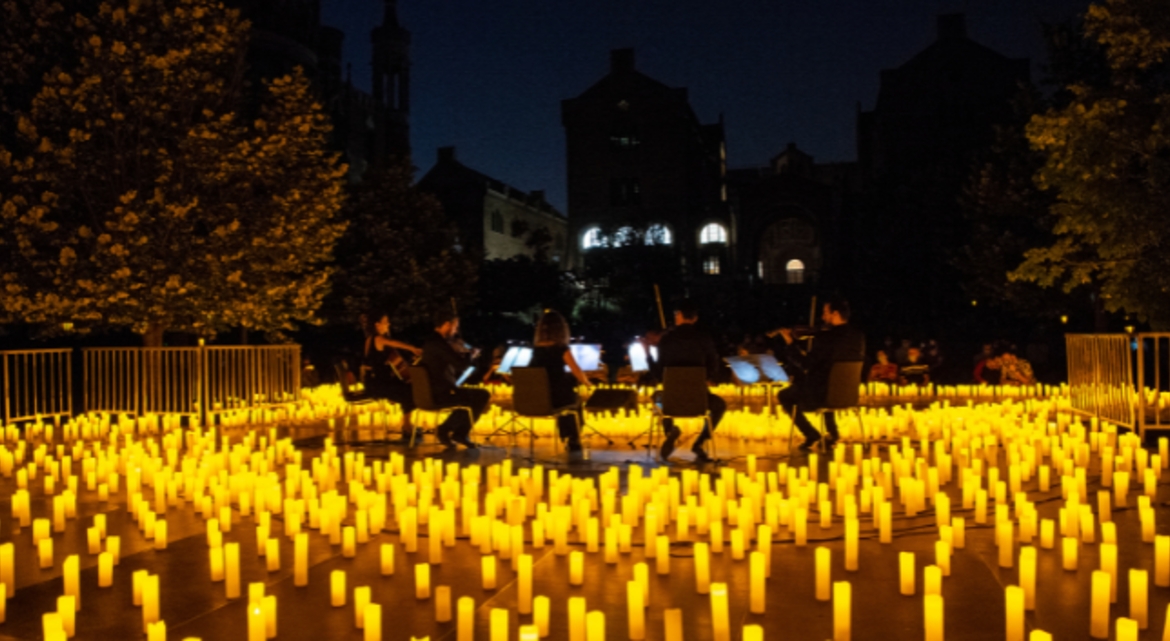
[778,328,794,344]
[411,347,423,356]
[471,348,481,360]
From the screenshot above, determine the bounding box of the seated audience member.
[899,347,931,386]
[999,351,1037,386]
[894,339,913,365]
[868,350,899,384]
[973,343,1000,384]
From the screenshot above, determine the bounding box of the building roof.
[418,147,566,219]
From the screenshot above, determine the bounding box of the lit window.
[613,226,636,247]
[490,210,504,233]
[700,223,727,244]
[758,261,764,279]
[582,227,606,250]
[786,259,805,284]
[703,256,721,275]
[646,224,672,246]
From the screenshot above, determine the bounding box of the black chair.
[493,367,581,454]
[787,361,866,458]
[641,367,713,460]
[409,366,475,448]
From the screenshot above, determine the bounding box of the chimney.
[611,48,635,74]
[438,146,456,163]
[937,13,966,40]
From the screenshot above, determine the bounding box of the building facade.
[562,49,728,278]
[418,147,569,263]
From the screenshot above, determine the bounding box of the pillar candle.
[364,604,382,641]
[518,554,533,614]
[491,608,509,641]
[354,585,370,626]
[1156,536,1169,587]
[899,552,915,596]
[458,597,476,641]
[343,526,356,558]
[87,527,101,555]
[1102,543,1118,603]
[266,539,280,572]
[879,503,891,544]
[381,543,395,576]
[571,551,585,585]
[133,569,146,606]
[0,543,13,589]
[634,563,649,603]
[482,555,497,590]
[750,551,766,614]
[1040,519,1055,549]
[1006,585,1024,641]
[694,542,710,594]
[1090,571,1110,639]
[710,583,730,641]
[225,543,241,599]
[249,602,266,641]
[142,574,159,632]
[294,532,308,587]
[535,596,550,637]
[845,519,858,571]
[1129,569,1148,629]
[656,536,670,575]
[924,565,942,596]
[569,597,587,641]
[997,522,1013,568]
[924,594,943,641]
[63,555,79,608]
[743,624,762,641]
[98,552,113,587]
[664,609,682,641]
[416,563,431,599]
[816,547,831,601]
[108,536,121,565]
[833,581,851,641]
[153,520,167,550]
[38,538,53,569]
[329,570,347,607]
[264,594,277,639]
[436,585,452,623]
[56,595,75,637]
[1063,537,1078,571]
[627,581,645,640]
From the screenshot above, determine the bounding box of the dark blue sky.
[322,0,1089,213]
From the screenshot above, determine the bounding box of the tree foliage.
[1018,0,1170,324]
[0,0,347,343]
[330,160,478,328]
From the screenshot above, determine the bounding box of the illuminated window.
[758,261,764,279]
[646,224,672,246]
[699,223,727,244]
[613,226,637,247]
[703,256,721,275]
[490,210,504,233]
[786,259,805,284]
[582,227,606,250]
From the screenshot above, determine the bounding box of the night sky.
[322,0,1091,213]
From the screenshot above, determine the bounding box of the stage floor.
[0,421,1162,641]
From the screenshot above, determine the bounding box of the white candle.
[900,552,915,596]
[1005,585,1024,641]
[331,570,347,607]
[458,597,476,641]
[1129,569,1148,629]
[627,581,645,640]
[1090,570,1110,639]
[816,547,831,601]
[833,581,851,641]
[354,585,370,626]
[924,594,943,641]
[416,563,431,599]
[364,604,382,641]
[750,551,766,614]
[710,583,730,641]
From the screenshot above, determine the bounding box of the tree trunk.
[239,326,249,345]
[143,323,165,347]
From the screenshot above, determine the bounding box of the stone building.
[418,147,569,263]
[561,49,728,278]
[227,0,411,179]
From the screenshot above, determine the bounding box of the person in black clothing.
[528,310,592,454]
[418,309,491,449]
[362,313,422,441]
[776,297,865,450]
[652,299,726,463]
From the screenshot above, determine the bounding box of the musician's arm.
[378,337,422,355]
[563,350,591,387]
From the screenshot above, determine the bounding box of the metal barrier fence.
[1065,334,1134,429]
[1136,333,1170,437]
[1,349,72,425]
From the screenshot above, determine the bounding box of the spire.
[383,0,399,28]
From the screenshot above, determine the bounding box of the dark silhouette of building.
[561,49,727,278]
[227,0,411,179]
[418,147,568,263]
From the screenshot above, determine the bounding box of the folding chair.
[492,367,581,455]
[409,366,476,448]
[645,367,714,461]
[787,361,866,459]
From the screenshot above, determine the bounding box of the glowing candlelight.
[569,597,587,641]
[225,543,240,599]
[833,581,851,641]
[535,596,550,637]
[491,608,509,641]
[900,552,915,596]
[355,585,370,626]
[1129,569,1148,629]
[1006,585,1024,641]
[1090,570,1110,639]
[364,604,382,641]
[750,551,766,614]
[710,582,730,641]
[416,563,431,599]
[458,597,476,641]
[816,547,831,601]
[482,555,497,590]
[924,594,943,641]
[571,551,585,585]
[627,581,645,639]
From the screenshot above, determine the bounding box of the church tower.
[371,0,411,162]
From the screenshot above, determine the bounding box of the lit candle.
[249,603,266,641]
[750,551,765,614]
[354,585,371,627]
[142,574,159,632]
[98,551,113,587]
[458,597,476,641]
[266,539,280,572]
[43,612,65,641]
[1063,537,1078,571]
[900,552,915,596]
[664,608,682,641]
[56,595,75,637]
[1129,569,1148,629]
[63,555,79,608]
[1102,542,1118,603]
[225,543,240,599]
[710,583,730,641]
[634,563,649,603]
[1157,536,1169,587]
[879,503,891,544]
[0,543,13,588]
[924,594,943,641]
[569,597,587,641]
[491,608,509,641]
[845,519,858,571]
[1116,618,1138,641]
[997,522,1013,568]
[38,538,53,569]
[586,613,605,641]
[1006,585,1024,641]
[1090,570,1110,639]
[694,542,710,594]
[364,604,382,641]
[133,569,146,606]
[154,520,167,550]
[381,543,395,576]
[656,536,670,575]
[571,551,585,585]
[343,526,356,558]
[627,581,645,639]
[436,585,452,622]
[264,594,277,638]
[518,554,533,614]
[743,624,762,641]
[833,581,851,641]
[87,527,101,555]
[535,596,550,637]
[816,547,831,601]
[108,536,120,565]
[482,555,497,590]
[416,563,431,599]
[295,532,308,587]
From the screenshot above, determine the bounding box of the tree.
[1018,0,1170,325]
[0,0,347,344]
[330,160,478,328]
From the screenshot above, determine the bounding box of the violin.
[766,325,823,340]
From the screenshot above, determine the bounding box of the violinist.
[652,300,725,463]
[419,308,491,449]
[363,313,421,442]
[775,296,865,451]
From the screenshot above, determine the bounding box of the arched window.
[703,256,721,275]
[786,259,805,284]
[490,210,504,233]
[613,226,637,247]
[646,224,672,246]
[581,227,606,250]
[700,222,727,244]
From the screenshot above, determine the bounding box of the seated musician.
[653,299,726,463]
[775,296,865,451]
[363,313,421,442]
[528,310,591,454]
[419,309,491,449]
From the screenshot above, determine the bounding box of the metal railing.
[1065,334,1134,429]
[1136,333,1170,437]
[1,349,72,425]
